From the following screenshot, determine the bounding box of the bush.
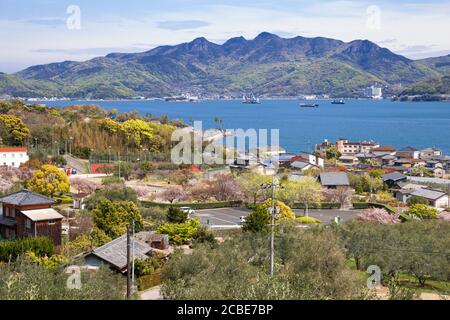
[406,204,438,220]
[157,219,201,245]
[0,237,54,262]
[142,207,167,224]
[54,194,73,204]
[141,200,243,210]
[293,202,340,209]
[296,216,321,224]
[138,269,163,291]
[352,202,396,213]
[167,206,188,224]
[191,226,218,248]
[406,196,429,206]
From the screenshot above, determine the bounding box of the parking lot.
[192,207,360,229]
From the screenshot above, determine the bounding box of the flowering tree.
[356,208,400,224]
[323,187,353,209]
[161,187,188,203]
[206,174,242,201]
[71,178,101,194]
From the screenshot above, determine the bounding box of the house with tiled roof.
[0,190,63,246]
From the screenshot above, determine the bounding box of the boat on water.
[242,93,260,104]
[331,99,345,104]
[300,103,319,108]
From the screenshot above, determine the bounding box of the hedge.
[138,269,163,291]
[292,202,341,210]
[141,200,243,210]
[0,237,54,262]
[297,216,322,224]
[352,202,396,213]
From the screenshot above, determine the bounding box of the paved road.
[140,286,162,300]
[64,154,88,174]
[193,207,360,228]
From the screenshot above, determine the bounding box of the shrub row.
[352,202,396,213]
[0,237,54,262]
[292,202,341,210]
[141,200,243,210]
[138,269,163,291]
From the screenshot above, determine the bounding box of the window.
[48,219,56,225]
[25,219,31,229]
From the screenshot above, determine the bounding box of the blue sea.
[38,99,450,154]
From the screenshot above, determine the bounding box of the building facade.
[0,190,63,246]
[0,147,29,167]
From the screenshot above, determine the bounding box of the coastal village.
[0,98,449,300]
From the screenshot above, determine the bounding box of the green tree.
[242,204,270,233]
[167,206,188,223]
[26,164,70,197]
[161,228,368,300]
[279,177,323,216]
[406,204,437,220]
[406,196,429,206]
[157,219,201,245]
[92,199,143,239]
[238,173,272,205]
[326,145,341,160]
[121,119,154,148]
[242,200,295,233]
[0,259,126,300]
[0,114,30,146]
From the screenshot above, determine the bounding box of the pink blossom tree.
[161,187,188,203]
[356,208,400,224]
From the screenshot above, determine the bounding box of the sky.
[1,0,449,73]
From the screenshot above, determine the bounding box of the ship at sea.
[164,94,199,102]
[331,99,345,104]
[242,93,261,104]
[300,103,319,108]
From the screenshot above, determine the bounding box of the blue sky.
[1,0,449,73]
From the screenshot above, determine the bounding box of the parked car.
[180,207,195,218]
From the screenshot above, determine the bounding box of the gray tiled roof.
[319,172,350,186]
[411,188,447,201]
[290,161,310,169]
[382,172,407,182]
[91,234,152,270]
[0,190,55,206]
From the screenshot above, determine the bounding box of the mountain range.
[0,32,449,99]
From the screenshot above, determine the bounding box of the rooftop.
[382,172,407,182]
[90,234,152,270]
[0,147,27,153]
[411,188,447,201]
[319,172,350,186]
[0,190,55,206]
[372,146,397,152]
[20,208,64,222]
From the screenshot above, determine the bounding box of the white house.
[0,147,29,168]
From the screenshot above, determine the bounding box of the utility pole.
[269,175,276,276]
[118,152,121,178]
[262,174,281,277]
[126,225,131,299]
